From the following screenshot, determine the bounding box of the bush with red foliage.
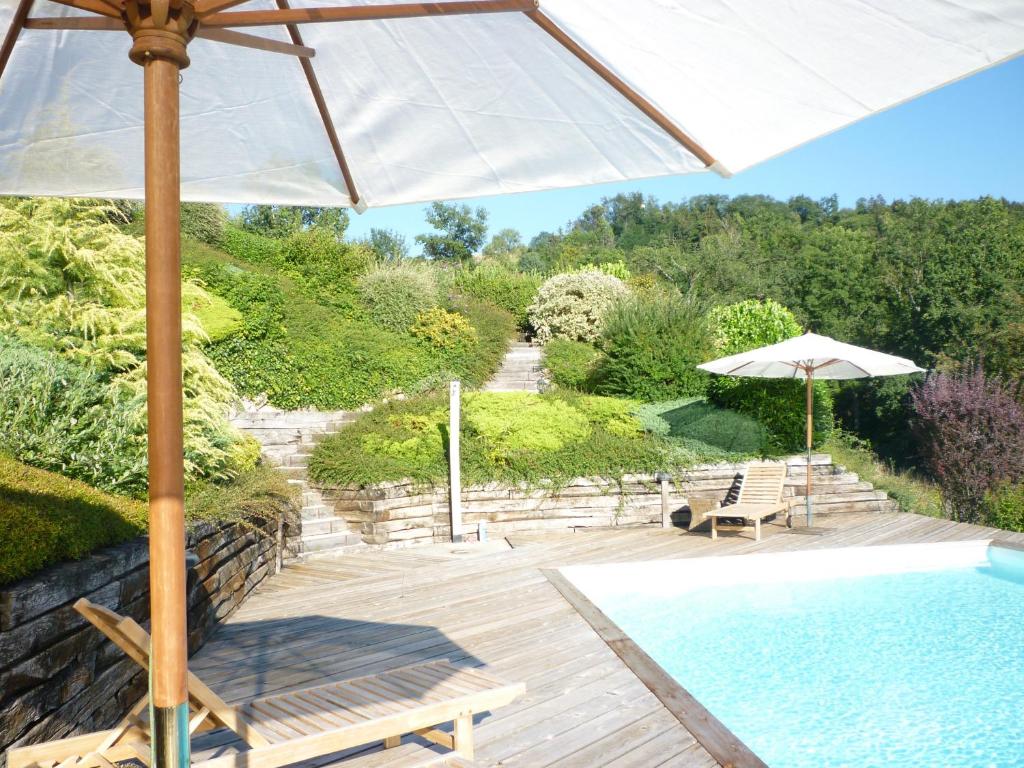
[911,366,1024,524]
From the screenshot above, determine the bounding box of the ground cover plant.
[308,391,766,489]
[542,338,603,390]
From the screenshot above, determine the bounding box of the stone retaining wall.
[318,454,896,546]
[0,519,279,766]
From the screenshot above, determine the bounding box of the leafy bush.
[358,262,440,332]
[309,391,666,489]
[279,228,371,314]
[0,199,250,492]
[911,366,1024,523]
[638,397,771,456]
[543,338,602,390]
[182,282,243,342]
[410,307,478,350]
[453,263,541,329]
[590,292,712,401]
[707,299,833,451]
[220,224,285,269]
[0,455,147,586]
[440,296,515,388]
[983,483,1024,533]
[180,203,227,245]
[528,269,628,344]
[185,463,299,529]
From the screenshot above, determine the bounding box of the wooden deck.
[188,512,1023,767]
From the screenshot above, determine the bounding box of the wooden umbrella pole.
[127,2,197,766]
[805,368,814,528]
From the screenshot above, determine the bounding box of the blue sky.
[342,55,1024,251]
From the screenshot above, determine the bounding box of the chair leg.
[711,516,717,540]
[454,714,474,759]
[754,517,761,541]
[383,735,401,749]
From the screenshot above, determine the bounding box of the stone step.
[300,504,334,521]
[284,452,311,468]
[275,465,307,479]
[300,516,356,536]
[300,530,364,553]
[789,499,900,515]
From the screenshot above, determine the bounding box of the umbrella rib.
[195,27,315,57]
[202,0,537,27]
[0,0,33,86]
[274,0,361,207]
[524,9,722,173]
[23,16,123,29]
[48,0,121,18]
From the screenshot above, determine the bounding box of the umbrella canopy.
[699,333,924,528]
[1,1,1022,209]
[0,1,1016,764]
[697,332,926,380]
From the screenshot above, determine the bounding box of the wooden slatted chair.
[8,599,524,768]
[704,462,792,541]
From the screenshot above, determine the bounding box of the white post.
[449,380,462,543]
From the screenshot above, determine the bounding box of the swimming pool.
[562,541,1024,768]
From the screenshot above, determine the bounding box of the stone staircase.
[483,341,543,392]
[231,409,365,557]
[781,455,899,519]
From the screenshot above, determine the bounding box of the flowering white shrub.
[528,269,628,344]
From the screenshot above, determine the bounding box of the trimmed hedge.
[0,454,146,586]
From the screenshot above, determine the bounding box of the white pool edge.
[560,539,997,601]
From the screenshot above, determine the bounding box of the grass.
[823,430,943,518]
[309,391,767,489]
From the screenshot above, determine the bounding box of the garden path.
[483,342,543,392]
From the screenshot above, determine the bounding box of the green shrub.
[638,397,771,456]
[0,454,147,586]
[279,229,371,314]
[543,339,602,390]
[590,293,712,401]
[309,391,666,489]
[0,200,249,493]
[358,262,440,332]
[454,263,541,329]
[185,463,299,530]
[983,483,1024,532]
[707,299,833,451]
[438,296,514,388]
[410,307,478,350]
[528,269,628,343]
[180,203,227,245]
[220,224,285,269]
[182,282,243,342]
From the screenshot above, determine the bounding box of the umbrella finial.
[124,0,197,68]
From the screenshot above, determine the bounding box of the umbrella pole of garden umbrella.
[132,10,193,767]
[805,367,814,528]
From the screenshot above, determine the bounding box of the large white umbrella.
[0,2,1016,763]
[699,332,924,527]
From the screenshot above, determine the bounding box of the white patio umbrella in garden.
[699,332,924,528]
[0,1,1018,763]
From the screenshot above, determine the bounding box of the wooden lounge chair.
[704,462,792,541]
[8,599,524,768]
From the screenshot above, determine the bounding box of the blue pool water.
[589,547,1024,767]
